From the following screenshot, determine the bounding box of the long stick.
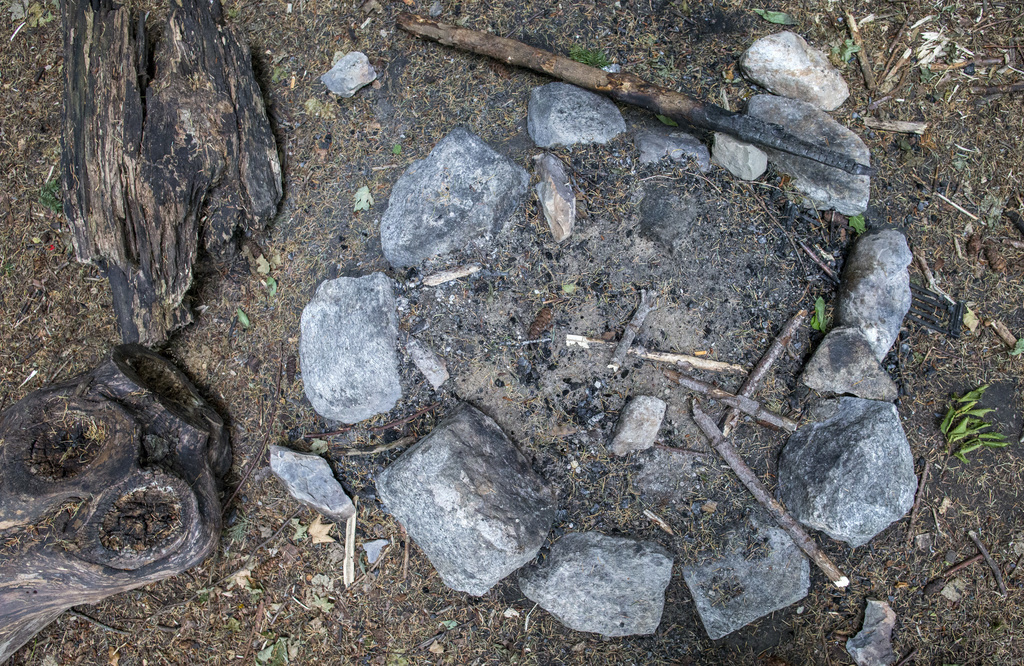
[664,368,798,432]
[969,530,1008,596]
[566,334,746,374]
[397,14,874,177]
[720,309,807,437]
[608,289,656,372]
[692,402,849,588]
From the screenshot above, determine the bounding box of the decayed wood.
[691,402,849,588]
[396,14,875,177]
[565,335,746,374]
[663,369,798,432]
[719,309,807,437]
[0,345,230,661]
[62,0,282,345]
[608,290,657,372]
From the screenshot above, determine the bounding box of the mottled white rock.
[269,445,356,522]
[406,337,449,389]
[740,31,849,111]
[321,52,376,98]
[635,130,711,171]
[528,83,626,148]
[533,152,576,242]
[610,396,666,456]
[712,132,768,181]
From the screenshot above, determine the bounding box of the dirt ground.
[2,0,1023,663]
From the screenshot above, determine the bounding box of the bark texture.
[0,345,230,661]
[62,0,282,345]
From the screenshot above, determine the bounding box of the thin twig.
[905,460,930,547]
[664,369,798,432]
[969,530,1008,596]
[338,435,418,456]
[934,191,979,220]
[912,249,955,304]
[692,401,849,588]
[943,553,985,579]
[608,290,657,372]
[402,525,410,582]
[894,648,919,666]
[413,621,474,652]
[800,241,840,284]
[566,335,745,374]
[720,309,808,437]
[68,610,131,636]
[970,81,1024,95]
[302,403,439,439]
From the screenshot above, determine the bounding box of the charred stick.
[969,530,1008,596]
[720,309,808,437]
[608,290,657,372]
[692,401,849,588]
[905,460,930,547]
[396,13,874,176]
[664,368,798,432]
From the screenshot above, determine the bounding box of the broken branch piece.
[664,368,798,432]
[608,290,657,372]
[566,335,745,374]
[968,530,1008,596]
[396,14,874,176]
[692,402,849,588]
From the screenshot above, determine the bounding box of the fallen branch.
[968,530,1008,596]
[970,81,1024,95]
[846,11,877,90]
[302,403,439,439]
[339,435,417,456]
[905,460,930,548]
[692,401,849,588]
[720,309,807,437]
[397,14,874,176]
[566,335,745,374]
[608,290,657,372]
[343,497,358,588]
[664,368,798,432]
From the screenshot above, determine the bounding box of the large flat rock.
[801,327,899,401]
[300,273,401,423]
[778,398,917,547]
[518,532,673,637]
[376,404,557,595]
[740,31,849,111]
[380,127,529,268]
[528,83,626,148]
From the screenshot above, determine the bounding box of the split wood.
[609,290,657,372]
[565,334,745,374]
[862,117,928,134]
[421,263,481,286]
[343,497,358,587]
[719,309,807,438]
[396,14,874,176]
[969,530,1008,596]
[663,368,798,432]
[987,320,1018,348]
[691,401,849,588]
[905,460,930,548]
[846,12,877,90]
[644,509,674,535]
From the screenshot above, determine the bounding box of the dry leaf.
[108,648,120,666]
[428,640,444,654]
[309,515,336,544]
[230,568,253,589]
[985,243,1007,273]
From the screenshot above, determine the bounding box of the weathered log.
[0,345,230,661]
[62,0,282,345]
[396,13,874,177]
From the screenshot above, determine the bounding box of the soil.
[2,0,1023,664]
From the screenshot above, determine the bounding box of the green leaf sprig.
[940,385,1008,463]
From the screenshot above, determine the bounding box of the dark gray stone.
[633,447,714,506]
[639,185,699,255]
[847,599,898,666]
[376,404,557,596]
[533,152,575,242]
[269,445,356,522]
[528,83,626,148]
[836,230,913,361]
[778,397,916,547]
[801,327,899,401]
[635,130,711,171]
[747,95,870,214]
[300,273,401,423]
[518,532,673,637]
[712,132,768,181]
[740,31,849,111]
[320,52,376,97]
[610,396,666,456]
[682,514,810,640]
[380,128,529,268]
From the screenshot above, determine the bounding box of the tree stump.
[0,345,230,661]
[62,0,282,345]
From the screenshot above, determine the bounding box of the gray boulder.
[300,273,401,423]
[269,445,356,522]
[610,395,666,456]
[528,83,626,148]
[747,95,870,214]
[682,514,810,640]
[321,52,376,98]
[778,397,917,547]
[835,230,913,361]
[518,532,673,637]
[740,31,849,111]
[376,404,557,595]
[380,128,529,268]
[847,599,898,666]
[635,130,711,172]
[533,152,576,242]
[801,327,898,401]
[712,132,768,181]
